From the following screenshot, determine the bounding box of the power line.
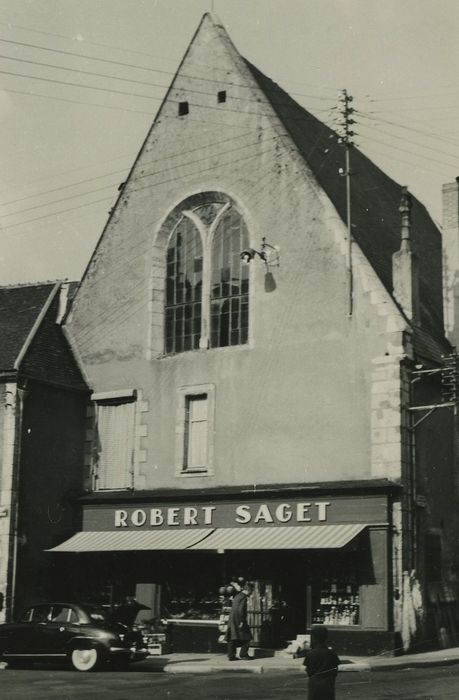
[360,143,451,180]
[0,66,335,121]
[365,104,459,114]
[0,20,340,96]
[0,52,172,89]
[357,109,459,148]
[1,85,154,116]
[1,135,277,218]
[357,123,459,169]
[0,140,136,194]
[0,21,181,65]
[357,132,458,173]
[0,144,277,232]
[0,194,113,232]
[362,92,459,103]
[0,130,256,207]
[0,51,336,108]
[0,36,335,104]
[0,68,162,101]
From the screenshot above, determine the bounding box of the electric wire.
[0,51,336,107]
[1,135,277,218]
[0,130,257,207]
[356,109,459,148]
[0,21,340,95]
[0,36,336,104]
[0,66,337,124]
[1,85,155,116]
[357,130,459,171]
[0,143,279,232]
[357,124,459,169]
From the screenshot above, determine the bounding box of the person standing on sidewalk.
[227,582,254,660]
[303,625,340,699]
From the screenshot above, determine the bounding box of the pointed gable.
[71,12,445,349]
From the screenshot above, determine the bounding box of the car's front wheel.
[70,648,100,672]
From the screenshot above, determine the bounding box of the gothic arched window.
[161,194,250,355]
[165,216,203,354]
[210,206,249,347]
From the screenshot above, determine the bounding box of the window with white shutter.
[184,394,208,470]
[93,395,136,490]
[175,384,215,477]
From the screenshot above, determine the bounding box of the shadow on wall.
[264,272,277,293]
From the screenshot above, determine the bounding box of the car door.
[5,606,50,656]
[0,608,33,656]
[34,605,74,657]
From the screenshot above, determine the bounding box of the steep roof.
[244,60,444,338]
[0,282,86,389]
[0,283,56,371]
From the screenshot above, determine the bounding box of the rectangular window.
[94,397,136,490]
[184,394,208,470]
[175,384,215,477]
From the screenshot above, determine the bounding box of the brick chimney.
[392,187,420,324]
[442,178,459,346]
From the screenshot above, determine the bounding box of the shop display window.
[312,576,360,627]
[163,588,221,620]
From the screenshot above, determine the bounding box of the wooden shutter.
[95,401,135,489]
[186,395,208,469]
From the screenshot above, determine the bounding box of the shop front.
[49,485,398,655]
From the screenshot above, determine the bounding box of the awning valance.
[48,529,215,552]
[49,523,369,553]
[189,524,367,550]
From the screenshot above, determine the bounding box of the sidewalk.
[139,646,459,674]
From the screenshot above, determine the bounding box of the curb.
[158,655,459,674]
[164,662,264,674]
[366,656,459,672]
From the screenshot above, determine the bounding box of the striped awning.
[49,524,368,553]
[189,524,367,550]
[48,529,215,552]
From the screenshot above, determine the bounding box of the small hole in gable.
[178,101,189,116]
[217,90,227,104]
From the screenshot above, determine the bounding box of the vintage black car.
[0,602,148,671]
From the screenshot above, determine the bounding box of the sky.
[1,0,459,285]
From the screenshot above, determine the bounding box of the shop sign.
[82,495,387,531]
[113,501,330,529]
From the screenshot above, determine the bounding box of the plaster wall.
[67,16,407,491]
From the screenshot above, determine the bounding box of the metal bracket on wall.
[408,401,455,430]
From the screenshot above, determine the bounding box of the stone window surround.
[148,191,255,359]
[175,383,216,478]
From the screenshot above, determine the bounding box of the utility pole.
[335,90,356,316]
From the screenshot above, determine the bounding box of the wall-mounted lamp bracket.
[240,237,280,268]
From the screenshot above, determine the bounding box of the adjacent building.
[0,282,87,622]
[49,14,458,654]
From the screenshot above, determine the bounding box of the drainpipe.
[9,383,27,621]
[0,383,22,622]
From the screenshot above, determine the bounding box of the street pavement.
[1,663,459,699]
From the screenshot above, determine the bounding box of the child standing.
[303,626,340,700]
